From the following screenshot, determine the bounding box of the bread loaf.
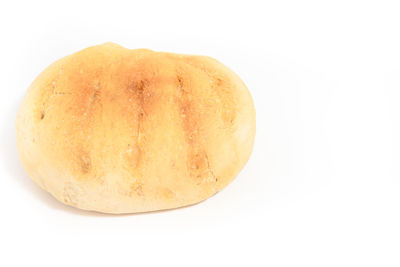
[16,43,255,213]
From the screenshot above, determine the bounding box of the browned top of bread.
[16,43,255,213]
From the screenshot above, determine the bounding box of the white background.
[1,0,400,266]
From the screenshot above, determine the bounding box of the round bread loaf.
[16,43,256,214]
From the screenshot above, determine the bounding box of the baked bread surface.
[16,43,256,213]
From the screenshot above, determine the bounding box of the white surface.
[1,0,400,266]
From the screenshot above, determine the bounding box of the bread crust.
[16,43,256,213]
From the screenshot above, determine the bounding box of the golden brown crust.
[16,43,256,213]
